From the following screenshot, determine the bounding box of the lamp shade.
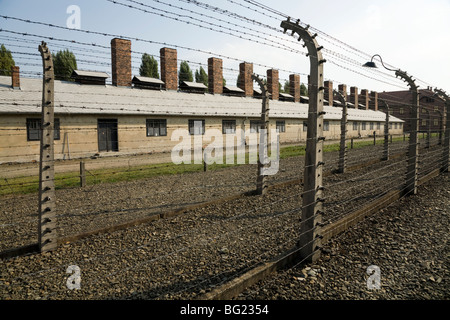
[363,61,377,68]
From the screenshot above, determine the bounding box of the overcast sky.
[1,0,449,94]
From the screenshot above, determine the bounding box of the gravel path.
[238,172,449,300]
[0,139,412,251]
[0,138,446,300]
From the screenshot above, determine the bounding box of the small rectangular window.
[303,121,308,132]
[222,120,236,134]
[323,121,330,131]
[276,121,286,133]
[250,120,264,133]
[189,119,205,135]
[353,122,358,131]
[146,119,167,137]
[370,122,374,130]
[376,122,381,130]
[362,122,366,130]
[27,118,60,141]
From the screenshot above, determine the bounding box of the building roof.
[0,76,403,123]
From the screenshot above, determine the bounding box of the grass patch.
[0,135,423,196]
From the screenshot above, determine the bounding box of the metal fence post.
[252,74,270,195]
[38,42,57,253]
[281,18,324,263]
[334,90,347,173]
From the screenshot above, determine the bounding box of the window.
[400,123,403,129]
[389,123,392,129]
[27,118,60,141]
[361,122,366,130]
[276,121,286,133]
[376,122,381,130]
[222,120,236,134]
[353,122,358,131]
[434,106,438,111]
[189,119,205,135]
[250,120,264,133]
[370,122,374,130]
[421,119,427,126]
[434,119,439,126]
[146,119,167,137]
[303,121,308,132]
[400,108,404,115]
[394,123,398,129]
[323,121,330,131]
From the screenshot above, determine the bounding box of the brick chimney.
[208,57,223,95]
[111,38,132,87]
[11,66,20,89]
[350,86,359,108]
[370,91,378,111]
[324,80,333,106]
[160,47,178,91]
[289,74,300,102]
[338,84,347,101]
[267,69,279,100]
[360,89,369,110]
[238,62,253,97]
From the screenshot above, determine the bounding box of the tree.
[0,44,15,76]
[139,53,159,78]
[179,61,193,85]
[283,80,290,94]
[52,49,77,81]
[300,83,308,96]
[195,66,208,87]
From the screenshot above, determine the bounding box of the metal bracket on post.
[434,89,450,173]
[379,99,390,161]
[38,42,57,253]
[395,70,419,196]
[334,90,347,174]
[281,18,324,263]
[252,73,270,195]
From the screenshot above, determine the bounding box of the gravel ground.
[238,172,449,300]
[0,139,412,251]
[0,138,446,300]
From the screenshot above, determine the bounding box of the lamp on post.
[363,54,420,196]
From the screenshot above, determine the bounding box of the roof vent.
[71,70,109,85]
[179,81,207,94]
[223,85,245,97]
[132,76,164,90]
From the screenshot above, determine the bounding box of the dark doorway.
[98,119,119,152]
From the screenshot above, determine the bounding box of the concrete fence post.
[281,18,325,263]
[379,99,390,161]
[396,70,419,196]
[252,74,270,195]
[434,89,450,172]
[80,161,86,187]
[38,42,57,253]
[334,90,347,173]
